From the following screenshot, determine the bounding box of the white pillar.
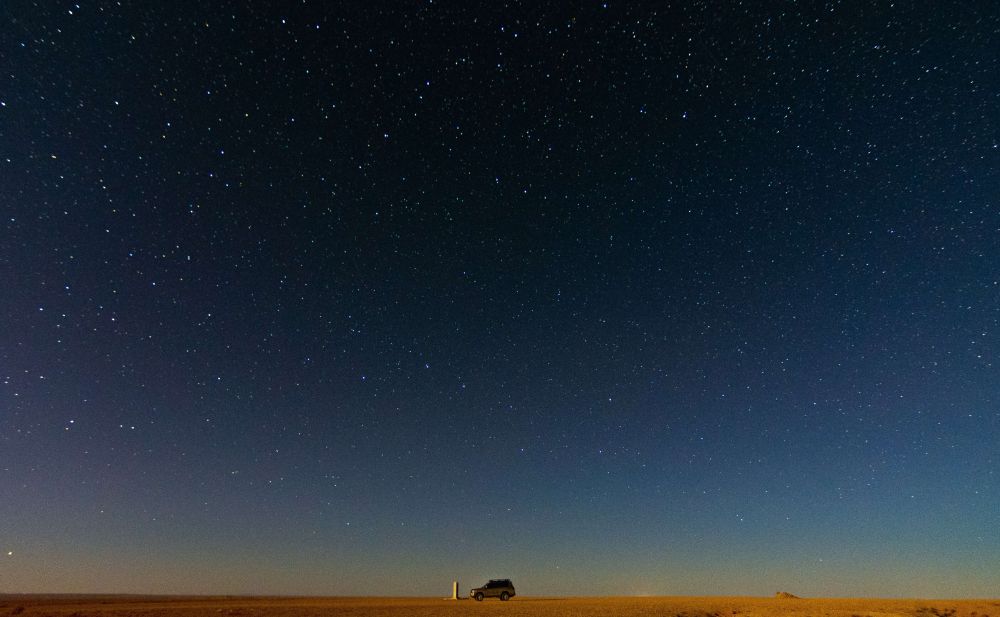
[451,580,459,600]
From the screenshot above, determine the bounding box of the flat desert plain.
[2,596,999,617]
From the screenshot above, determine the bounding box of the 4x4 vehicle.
[470,579,516,601]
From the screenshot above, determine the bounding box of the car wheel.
[474,593,484,601]
[500,592,510,601]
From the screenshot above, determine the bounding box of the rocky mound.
[775,592,800,599]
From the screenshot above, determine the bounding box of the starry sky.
[1,0,999,599]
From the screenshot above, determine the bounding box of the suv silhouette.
[470,579,516,601]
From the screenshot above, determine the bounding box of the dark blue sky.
[1,1,998,597]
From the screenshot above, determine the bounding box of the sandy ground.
[1,595,998,617]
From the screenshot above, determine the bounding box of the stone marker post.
[451,580,459,600]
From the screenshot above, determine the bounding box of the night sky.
[2,1,999,598]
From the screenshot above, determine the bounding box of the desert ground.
[1,595,998,617]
